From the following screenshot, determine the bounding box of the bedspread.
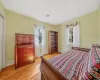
[48,49,90,80]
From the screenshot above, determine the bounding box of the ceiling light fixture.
[46,14,50,18]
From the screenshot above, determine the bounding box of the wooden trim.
[72,47,90,52]
[48,31,51,54]
[15,45,17,69]
[15,33,34,35]
[49,30,58,32]
[41,73,47,80]
[92,44,100,48]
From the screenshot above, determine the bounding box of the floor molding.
[6,60,14,67]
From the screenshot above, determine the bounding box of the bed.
[40,47,91,80]
[41,45,100,80]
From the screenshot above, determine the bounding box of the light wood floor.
[0,53,59,80]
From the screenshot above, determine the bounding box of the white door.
[0,15,4,71]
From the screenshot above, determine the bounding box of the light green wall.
[98,9,100,43]
[58,10,99,51]
[5,9,100,62]
[5,10,59,61]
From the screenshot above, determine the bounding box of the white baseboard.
[6,60,14,67]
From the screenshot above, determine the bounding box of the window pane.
[69,28,73,43]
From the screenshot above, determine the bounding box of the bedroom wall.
[58,10,99,51]
[98,9,100,43]
[5,10,59,63]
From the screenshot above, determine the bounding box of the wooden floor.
[0,53,59,80]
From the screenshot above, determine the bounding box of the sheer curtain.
[65,27,72,52]
[41,28,46,55]
[73,24,80,47]
[35,27,40,57]
[35,25,46,57]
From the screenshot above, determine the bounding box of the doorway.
[0,13,5,71]
[48,31,58,54]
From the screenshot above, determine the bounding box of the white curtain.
[35,27,40,57]
[41,28,46,55]
[64,27,72,52]
[73,24,80,47]
[35,26,46,57]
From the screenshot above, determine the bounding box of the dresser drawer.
[15,45,35,68]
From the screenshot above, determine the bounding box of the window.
[37,28,43,44]
[69,28,73,43]
[65,23,80,52]
[35,25,46,57]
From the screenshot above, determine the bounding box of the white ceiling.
[2,0,100,25]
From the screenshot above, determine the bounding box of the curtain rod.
[34,24,45,29]
[66,22,79,28]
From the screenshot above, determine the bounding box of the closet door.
[0,15,4,71]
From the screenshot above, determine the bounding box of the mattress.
[48,49,90,80]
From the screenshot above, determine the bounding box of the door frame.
[0,11,6,68]
[48,31,58,54]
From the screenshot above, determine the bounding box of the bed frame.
[40,47,90,80]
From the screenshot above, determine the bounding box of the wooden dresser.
[15,33,35,69]
[48,31,58,54]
